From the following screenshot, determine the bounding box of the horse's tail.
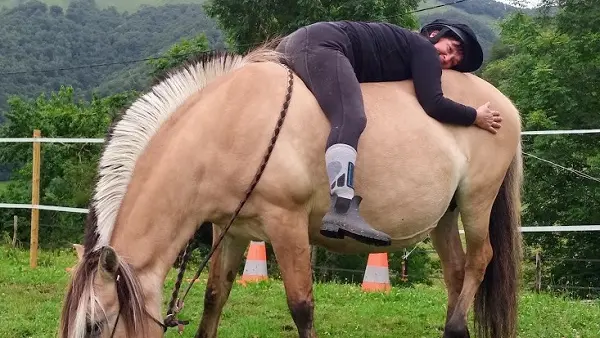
[474,141,523,338]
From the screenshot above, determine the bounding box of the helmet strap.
[426,27,451,45]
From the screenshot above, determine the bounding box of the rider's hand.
[474,102,502,134]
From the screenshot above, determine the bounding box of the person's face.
[429,31,463,69]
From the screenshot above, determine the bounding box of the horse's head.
[60,244,164,338]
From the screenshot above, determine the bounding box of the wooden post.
[311,246,318,268]
[12,216,18,247]
[401,257,408,282]
[535,252,542,293]
[30,129,41,269]
[310,245,317,280]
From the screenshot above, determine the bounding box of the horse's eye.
[85,321,102,337]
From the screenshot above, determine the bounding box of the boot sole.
[320,223,392,247]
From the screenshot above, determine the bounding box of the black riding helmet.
[420,19,483,73]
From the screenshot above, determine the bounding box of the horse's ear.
[73,244,85,262]
[98,246,119,279]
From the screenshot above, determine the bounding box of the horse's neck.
[110,202,199,282]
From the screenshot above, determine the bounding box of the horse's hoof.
[443,322,470,338]
[443,327,471,338]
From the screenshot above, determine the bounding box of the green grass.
[1,246,600,337]
[0,0,205,13]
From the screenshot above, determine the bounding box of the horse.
[59,44,523,338]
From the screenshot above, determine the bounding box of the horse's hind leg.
[443,190,496,338]
[430,209,465,326]
[263,207,316,338]
[196,227,249,338]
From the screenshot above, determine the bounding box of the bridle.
[105,63,294,337]
[108,282,169,338]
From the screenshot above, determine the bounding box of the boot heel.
[320,222,344,239]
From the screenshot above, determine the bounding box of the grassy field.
[1,246,600,338]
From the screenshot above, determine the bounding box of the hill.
[0,0,223,113]
[0,0,538,118]
[0,0,205,13]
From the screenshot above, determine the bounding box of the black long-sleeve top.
[332,20,477,126]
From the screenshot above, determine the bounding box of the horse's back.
[206,62,466,250]
[168,60,521,252]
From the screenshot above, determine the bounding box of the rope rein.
[161,63,295,334]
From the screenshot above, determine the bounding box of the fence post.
[535,252,542,293]
[12,215,18,247]
[310,245,318,280]
[401,256,408,282]
[29,129,41,269]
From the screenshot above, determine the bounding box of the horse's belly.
[309,90,464,252]
[251,77,467,253]
[308,166,457,254]
[309,193,445,254]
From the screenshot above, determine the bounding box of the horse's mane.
[60,44,286,338]
[83,46,285,253]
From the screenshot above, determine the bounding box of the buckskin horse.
[59,44,523,338]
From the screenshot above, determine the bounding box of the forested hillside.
[0,0,529,118]
[0,0,205,13]
[0,0,223,112]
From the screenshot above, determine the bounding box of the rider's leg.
[276,23,391,246]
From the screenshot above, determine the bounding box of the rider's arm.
[409,38,477,126]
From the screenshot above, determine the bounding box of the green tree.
[147,34,211,79]
[482,0,600,296]
[0,87,137,248]
[203,0,421,53]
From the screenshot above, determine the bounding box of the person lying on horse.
[276,19,502,246]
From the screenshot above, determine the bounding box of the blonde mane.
[90,48,284,251]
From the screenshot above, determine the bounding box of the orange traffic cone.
[237,241,268,285]
[361,253,391,293]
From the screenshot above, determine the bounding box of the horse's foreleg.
[430,209,465,325]
[264,208,316,338]
[443,197,494,338]
[196,227,249,338]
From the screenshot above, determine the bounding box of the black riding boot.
[320,144,392,246]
